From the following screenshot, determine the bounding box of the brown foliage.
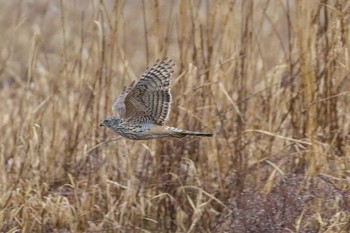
[0,0,349,232]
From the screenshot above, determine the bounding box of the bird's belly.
[118,125,167,140]
[120,132,165,140]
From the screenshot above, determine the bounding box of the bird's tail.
[168,127,213,138]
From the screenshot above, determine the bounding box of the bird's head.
[100,117,122,129]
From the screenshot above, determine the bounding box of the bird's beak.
[99,122,104,127]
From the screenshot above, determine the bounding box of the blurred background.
[0,0,350,232]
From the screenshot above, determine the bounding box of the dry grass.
[1,0,350,232]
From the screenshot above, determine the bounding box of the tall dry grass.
[0,0,350,232]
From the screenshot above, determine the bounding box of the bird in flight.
[100,58,213,140]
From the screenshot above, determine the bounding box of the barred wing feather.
[113,58,174,125]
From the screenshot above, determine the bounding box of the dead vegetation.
[0,0,350,232]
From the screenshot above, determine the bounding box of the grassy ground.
[1,0,350,232]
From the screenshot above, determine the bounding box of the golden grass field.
[1,0,350,232]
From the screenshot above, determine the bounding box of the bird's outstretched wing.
[112,58,174,125]
[112,80,136,119]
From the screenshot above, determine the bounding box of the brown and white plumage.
[100,58,213,140]
[113,58,173,125]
